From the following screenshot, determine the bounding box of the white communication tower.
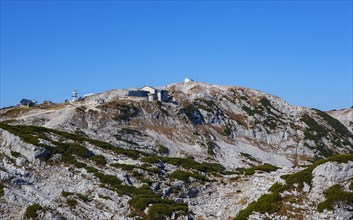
[71,89,79,102]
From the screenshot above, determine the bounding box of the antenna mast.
[71,89,79,102]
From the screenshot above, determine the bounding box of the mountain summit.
[0,82,352,219]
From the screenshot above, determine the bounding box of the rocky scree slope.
[1,123,353,220]
[0,82,352,219]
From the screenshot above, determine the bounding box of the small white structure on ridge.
[83,93,95,98]
[184,78,194,83]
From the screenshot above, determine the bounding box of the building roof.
[128,90,149,97]
[20,99,34,106]
[141,85,156,90]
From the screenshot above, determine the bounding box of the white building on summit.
[128,85,169,102]
[184,78,194,83]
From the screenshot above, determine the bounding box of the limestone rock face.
[310,161,353,201]
[0,129,50,161]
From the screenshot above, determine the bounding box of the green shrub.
[129,186,189,218]
[193,98,218,113]
[170,170,190,182]
[24,204,43,219]
[0,182,4,197]
[91,155,107,166]
[128,188,162,211]
[148,203,189,220]
[99,195,111,200]
[223,170,238,175]
[242,106,264,116]
[136,176,153,185]
[235,192,281,220]
[264,118,278,130]
[73,161,87,168]
[62,191,74,197]
[10,151,21,158]
[76,193,89,202]
[7,156,16,164]
[120,128,142,135]
[143,156,225,173]
[259,97,271,108]
[268,182,288,193]
[200,99,217,109]
[111,163,136,171]
[88,139,141,159]
[113,104,139,121]
[328,154,353,163]
[317,184,353,212]
[142,156,160,164]
[145,167,161,174]
[111,163,160,174]
[206,141,217,156]
[66,198,78,207]
[157,145,169,155]
[44,141,93,166]
[170,170,208,182]
[114,134,138,145]
[85,166,98,173]
[180,104,204,125]
[240,153,260,163]
[350,182,353,191]
[49,129,85,143]
[129,195,161,211]
[94,172,122,187]
[240,96,249,102]
[160,157,224,173]
[259,97,283,117]
[127,185,189,219]
[56,142,92,159]
[113,184,136,196]
[223,126,232,136]
[284,167,313,187]
[242,164,279,175]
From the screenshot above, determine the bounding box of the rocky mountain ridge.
[328,107,353,133]
[0,81,352,219]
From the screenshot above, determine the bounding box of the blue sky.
[1,1,352,110]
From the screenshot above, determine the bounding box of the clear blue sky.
[1,1,352,110]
